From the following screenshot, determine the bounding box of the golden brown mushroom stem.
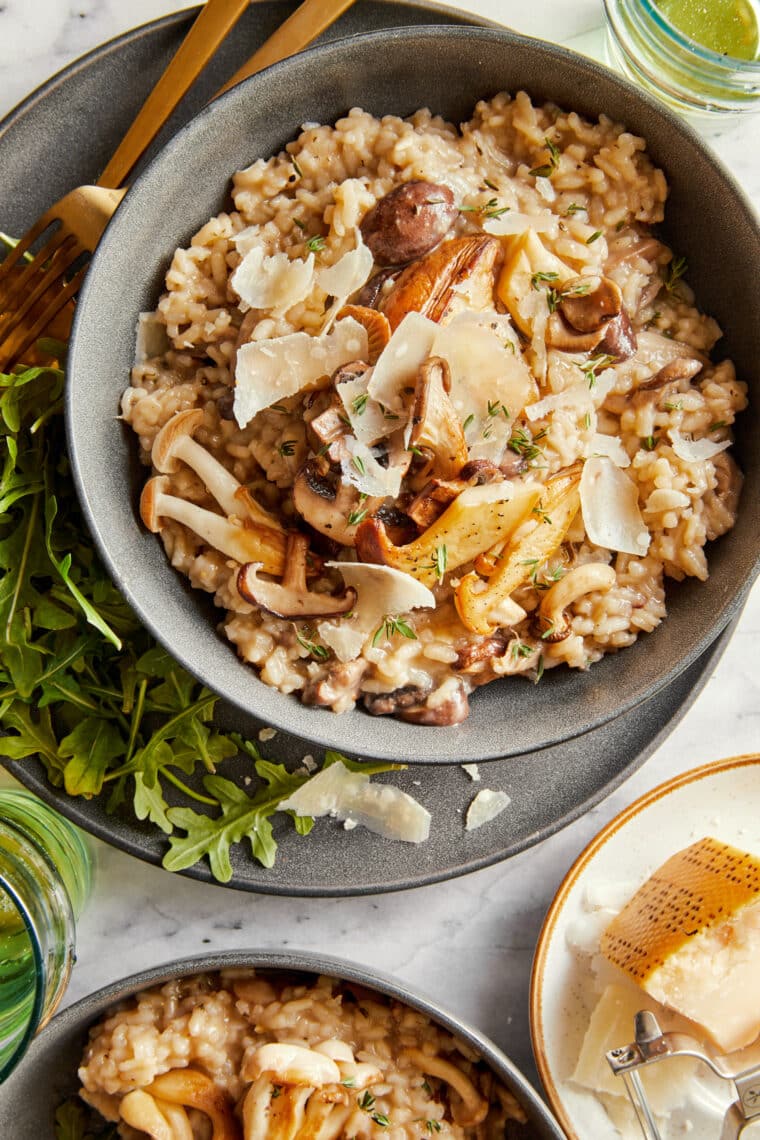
[403,1048,488,1127]
[120,1089,178,1140]
[409,357,468,481]
[146,1069,242,1140]
[237,534,356,620]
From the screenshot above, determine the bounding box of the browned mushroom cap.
[636,355,704,394]
[598,308,637,362]
[292,460,382,547]
[238,532,355,620]
[398,682,470,726]
[139,476,286,574]
[546,315,606,353]
[559,275,622,333]
[360,181,459,266]
[408,357,468,481]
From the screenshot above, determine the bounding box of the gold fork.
[0,0,357,372]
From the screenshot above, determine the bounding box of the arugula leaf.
[59,718,126,797]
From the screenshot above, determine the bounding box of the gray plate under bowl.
[0,950,565,1137]
[65,22,760,764]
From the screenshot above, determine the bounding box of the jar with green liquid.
[604,0,760,115]
[0,789,91,1081]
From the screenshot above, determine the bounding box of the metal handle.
[97,0,251,188]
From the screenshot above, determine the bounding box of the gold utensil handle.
[97,0,251,189]
[215,0,358,95]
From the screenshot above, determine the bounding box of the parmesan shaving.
[280,760,431,844]
[231,246,314,314]
[317,233,373,305]
[587,433,631,468]
[340,438,403,499]
[234,317,367,428]
[368,312,439,412]
[580,457,650,556]
[484,212,559,238]
[525,387,592,422]
[465,788,511,831]
[326,561,435,639]
[669,430,731,462]
[335,370,391,445]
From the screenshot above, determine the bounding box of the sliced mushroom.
[546,314,606,353]
[409,357,468,480]
[307,392,353,460]
[635,356,703,396]
[243,1076,312,1140]
[356,482,542,587]
[152,408,285,533]
[238,532,355,620]
[381,235,501,331]
[302,659,369,708]
[140,475,286,574]
[360,180,459,266]
[355,266,402,309]
[455,635,508,672]
[398,681,469,726]
[598,308,637,362]
[533,562,616,641]
[455,464,582,635]
[402,1049,488,1126]
[363,683,433,717]
[705,451,743,541]
[407,461,505,530]
[145,1070,241,1140]
[292,460,381,547]
[559,275,622,333]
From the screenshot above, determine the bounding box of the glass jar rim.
[634,0,760,72]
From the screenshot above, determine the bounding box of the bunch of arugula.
[0,351,397,881]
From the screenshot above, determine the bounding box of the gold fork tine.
[0,238,84,343]
[3,269,87,368]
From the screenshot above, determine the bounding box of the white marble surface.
[0,0,759,1113]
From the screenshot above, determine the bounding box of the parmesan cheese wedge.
[601,837,760,1053]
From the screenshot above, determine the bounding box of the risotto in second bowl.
[78,970,532,1139]
[123,93,746,726]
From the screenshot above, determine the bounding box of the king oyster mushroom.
[237,532,355,620]
[408,356,468,481]
[293,459,382,547]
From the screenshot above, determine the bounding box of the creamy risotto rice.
[78,971,530,1139]
[125,92,746,726]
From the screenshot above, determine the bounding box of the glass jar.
[0,790,91,1081]
[604,0,760,116]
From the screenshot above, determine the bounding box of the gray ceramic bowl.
[67,25,760,764]
[0,949,563,1138]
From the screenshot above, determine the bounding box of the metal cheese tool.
[607,1010,760,1139]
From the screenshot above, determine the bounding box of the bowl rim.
[66,22,760,763]
[17,947,565,1136]
[528,751,760,1138]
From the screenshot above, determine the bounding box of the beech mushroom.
[152,409,284,533]
[403,1049,488,1126]
[455,464,582,635]
[238,532,355,620]
[143,1069,241,1140]
[533,562,616,641]
[409,356,468,480]
[293,460,382,547]
[140,475,286,574]
[356,482,541,587]
[245,1043,342,1086]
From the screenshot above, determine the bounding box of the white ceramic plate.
[530,753,760,1140]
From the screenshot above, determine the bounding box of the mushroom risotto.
[78,971,530,1139]
[124,92,747,726]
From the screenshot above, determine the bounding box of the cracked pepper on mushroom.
[124,92,747,725]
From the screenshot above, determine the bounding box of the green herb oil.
[0,893,35,1072]
[655,0,760,60]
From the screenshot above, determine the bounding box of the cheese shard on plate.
[601,836,760,1053]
